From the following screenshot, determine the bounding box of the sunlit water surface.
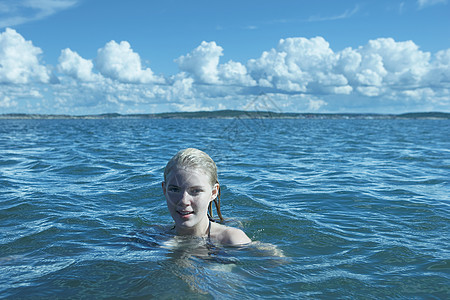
[1,118,449,299]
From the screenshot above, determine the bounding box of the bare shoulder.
[210,222,251,246]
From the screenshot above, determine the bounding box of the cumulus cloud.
[50,78,169,114]
[176,41,223,84]
[248,37,349,93]
[428,49,450,84]
[166,74,195,101]
[176,41,256,86]
[246,36,438,98]
[57,48,99,82]
[0,83,46,111]
[334,38,431,96]
[0,96,18,108]
[0,28,50,84]
[96,40,164,84]
[1,27,449,114]
[308,99,327,111]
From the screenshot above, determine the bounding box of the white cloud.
[248,37,347,93]
[0,0,79,28]
[176,41,256,86]
[0,84,45,111]
[308,99,327,111]
[358,38,430,87]
[49,78,168,114]
[167,74,195,101]
[176,41,223,84]
[417,0,447,9]
[57,48,99,82]
[96,40,164,84]
[427,49,450,84]
[0,28,50,84]
[0,96,18,108]
[218,60,256,86]
[270,5,360,24]
[246,36,439,100]
[335,38,432,95]
[401,87,435,100]
[306,5,360,22]
[1,27,449,114]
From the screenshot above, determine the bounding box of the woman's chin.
[174,217,195,228]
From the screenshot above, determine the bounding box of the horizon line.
[1,110,449,120]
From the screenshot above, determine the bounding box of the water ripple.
[0,119,449,298]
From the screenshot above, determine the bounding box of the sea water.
[0,118,449,299]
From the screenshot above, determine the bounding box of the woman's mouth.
[178,210,194,217]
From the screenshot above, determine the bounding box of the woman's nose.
[179,190,191,205]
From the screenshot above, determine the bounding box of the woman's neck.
[175,218,210,237]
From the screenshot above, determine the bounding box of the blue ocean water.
[0,118,449,299]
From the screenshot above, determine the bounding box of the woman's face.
[162,167,218,234]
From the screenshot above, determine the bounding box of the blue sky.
[0,0,449,114]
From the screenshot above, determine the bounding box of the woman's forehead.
[166,167,209,185]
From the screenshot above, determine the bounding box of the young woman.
[162,148,251,246]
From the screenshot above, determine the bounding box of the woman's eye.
[168,187,179,192]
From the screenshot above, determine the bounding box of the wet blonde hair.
[164,148,224,222]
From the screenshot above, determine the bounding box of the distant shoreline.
[0,110,449,120]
